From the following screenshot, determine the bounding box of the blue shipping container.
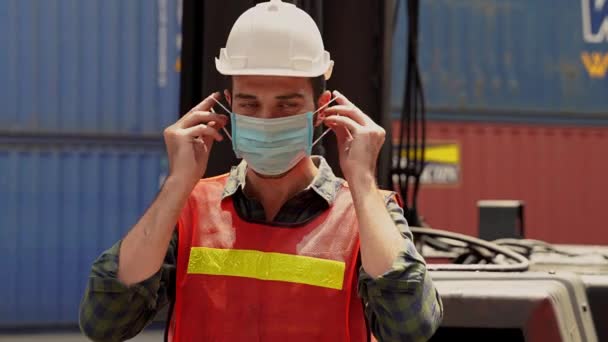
[391,0,608,123]
[0,0,180,327]
[0,143,167,326]
[0,0,181,134]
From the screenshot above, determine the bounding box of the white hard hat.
[215,0,333,80]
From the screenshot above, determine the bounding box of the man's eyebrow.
[235,93,257,100]
[275,93,304,100]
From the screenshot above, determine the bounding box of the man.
[79,1,442,341]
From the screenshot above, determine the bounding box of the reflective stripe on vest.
[187,247,346,290]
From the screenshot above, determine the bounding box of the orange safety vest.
[168,174,371,341]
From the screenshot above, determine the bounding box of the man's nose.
[257,107,274,119]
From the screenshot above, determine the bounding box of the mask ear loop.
[312,95,340,146]
[210,97,233,141]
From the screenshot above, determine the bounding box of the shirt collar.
[221,156,343,205]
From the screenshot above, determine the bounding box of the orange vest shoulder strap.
[379,189,404,208]
[198,173,230,184]
[187,173,231,206]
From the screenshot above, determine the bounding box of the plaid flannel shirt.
[79,157,442,341]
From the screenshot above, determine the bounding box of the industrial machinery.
[413,227,608,341]
[389,0,608,339]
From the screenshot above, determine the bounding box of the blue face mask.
[230,111,313,175]
[212,96,337,176]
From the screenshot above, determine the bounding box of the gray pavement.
[0,330,164,341]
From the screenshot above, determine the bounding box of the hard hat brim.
[216,58,333,80]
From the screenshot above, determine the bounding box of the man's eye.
[240,103,259,109]
[279,103,298,109]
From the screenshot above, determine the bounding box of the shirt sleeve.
[79,232,177,342]
[358,195,443,342]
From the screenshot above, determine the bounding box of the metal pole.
[379,0,397,189]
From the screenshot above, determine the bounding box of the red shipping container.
[392,121,608,244]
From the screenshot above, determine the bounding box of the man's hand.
[164,92,228,189]
[323,90,403,279]
[117,93,228,286]
[323,90,386,186]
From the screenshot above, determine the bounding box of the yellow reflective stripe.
[187,247,345,290]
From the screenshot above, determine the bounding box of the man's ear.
[315,90,332,127]
[223,89,232,107]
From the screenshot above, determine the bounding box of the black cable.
[410,0,419,189]
[412,45,426,206]
[411,227,530,272]
[396,0,409,210]
[493,238,608,259]
[414,228,608,272]
[412,0,426,220]
[393,0,426,226]
[396,0,409,207]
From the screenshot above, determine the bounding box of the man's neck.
[244,157,318,221]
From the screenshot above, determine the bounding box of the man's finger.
[330,123,349,145]
[323,105,367,126]
[192,137,209,152]
[324,115,360,135]
[189,92,222,113]
[179,111,228,129]
[182,123,224,142]
[323,120,352,151]
[332,90,354,107]
[331,90,375,125]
